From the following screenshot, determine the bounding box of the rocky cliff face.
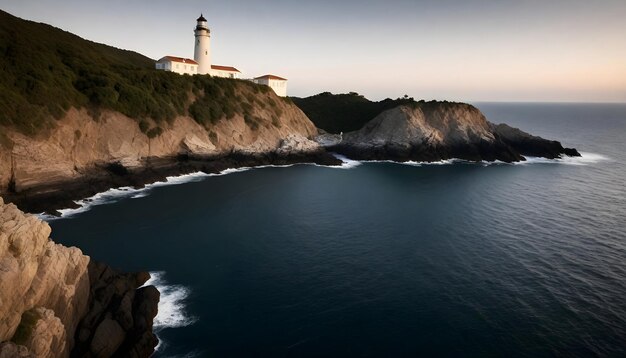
[0,198,159,357]
[0,91,319,194]
[0,88,339,214]
[333,102,579,162]
[0,197,89,357]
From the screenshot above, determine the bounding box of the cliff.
[0,9,332,213]
[331,102,580,162]
[0,197,159,357]
[0,91,320,193]
[0,93,330,214]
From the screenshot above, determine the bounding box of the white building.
[211,65,241,79]
[156,14,241,79]
[155,56,198,75]
[253,75,288,97]
[156,14,288,91]
[193,14,211,75]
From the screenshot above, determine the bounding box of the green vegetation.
[0,132,13,149]
[11,309,41,345]
[291,92,419,133]
[0,10,283,137]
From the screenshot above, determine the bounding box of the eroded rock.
[0,198,159,357]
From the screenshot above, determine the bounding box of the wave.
[516,152,610,166]
[143,271,197,330]
[328,154,362,169]
[38,151,608,221]
[329,152,609,169]
[37,161,334,221]
[38,172,212,221]
[142,271,197,353]
[328,154,462,168]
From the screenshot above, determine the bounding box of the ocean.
[48,103,626,357]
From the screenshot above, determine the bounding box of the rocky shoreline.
[0,198,159,358]
[0,101,582,358]
[2,150,342,216]
[329,105,580,163]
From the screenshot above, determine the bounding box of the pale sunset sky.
[1,0,625,102]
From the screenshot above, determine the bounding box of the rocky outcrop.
[0,197,89,354]
[0,198,159,357]
[491,123,580,159]
[72,262,159,358]
[332,102,580,162]
[275,134,322,156]
[7,308,66,358]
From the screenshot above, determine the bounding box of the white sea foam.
[38,186,144,221]
[330,154,362,169]
[516,152,610,166]
[329,153,458,168]
[37,165,296,221]
[38,151,609,221]
[38,172,212,221]
[142,271,197,353]
[329,152,609,169]
[143,271,197,330]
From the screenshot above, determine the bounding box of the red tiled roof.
[211,65,241,73]
[158,56,198,65]
[254,74,287,81]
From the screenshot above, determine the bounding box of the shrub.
[268,98,277,108]
[11,309,41,345]
[147,126,163,139]
[272,116,281,128]
[208,131,218,143]
[138,119,150,134]
[244,114,259,130]
[0,132,14,149]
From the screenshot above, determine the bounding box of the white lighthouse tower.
[193,14,211,75]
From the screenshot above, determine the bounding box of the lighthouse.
[194,14,211,75]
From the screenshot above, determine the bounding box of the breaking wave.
[38,152,608,221]
[330,152,609,168]
[516,152,610,166]
[38,172,211,221]
[142,271,197,353]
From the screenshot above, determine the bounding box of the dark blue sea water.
[49,103,626,357]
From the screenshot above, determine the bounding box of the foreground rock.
[0,198,159,357]
[331,102,580,162]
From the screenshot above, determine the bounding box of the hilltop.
[292,92,417,133]
[0,9,295,139]
[0,10,334,213]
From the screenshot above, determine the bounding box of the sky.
[1,0,626,102]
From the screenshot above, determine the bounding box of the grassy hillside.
[291,92,418,133]
[0,10,279,137]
